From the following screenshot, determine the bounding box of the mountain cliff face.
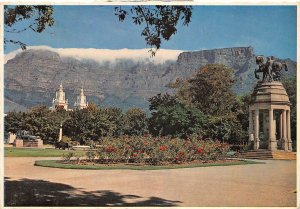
[4,47,296,112]
[178,47,254,69]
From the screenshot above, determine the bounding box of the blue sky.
[4,5,297,60]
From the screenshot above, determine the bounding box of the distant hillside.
[4,47,296,112]
[4,99,27,113]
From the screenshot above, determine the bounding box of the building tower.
[50,84,69,110]
[74,87,88,109]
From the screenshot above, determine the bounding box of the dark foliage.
[148,93,178,111]
[148,96,207,138]
[115,6,192,56]
[282,77,296,145]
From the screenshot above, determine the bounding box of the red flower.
[159,146,167,151]
[197,148,204,154]
[105,146,116,153]
[133,153,138,157]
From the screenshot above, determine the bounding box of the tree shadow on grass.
[5,177,181,206]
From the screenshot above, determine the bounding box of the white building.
[74,87,88,109]
[50,84,69,110]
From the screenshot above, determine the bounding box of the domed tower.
[249,56,291,151]
[74,87,88,109]
[50,83,69,110]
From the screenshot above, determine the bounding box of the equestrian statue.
[254,55,288,82]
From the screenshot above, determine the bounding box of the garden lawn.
[5,147,85,157]
[34,160,262,170]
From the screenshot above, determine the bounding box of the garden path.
[4,157,296,207]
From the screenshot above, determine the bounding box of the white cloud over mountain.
[4,46,183,64]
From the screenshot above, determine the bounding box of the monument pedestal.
[269,139,277,151]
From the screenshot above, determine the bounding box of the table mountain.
[4,46,296,112]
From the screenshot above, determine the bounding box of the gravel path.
[4,157,296,207]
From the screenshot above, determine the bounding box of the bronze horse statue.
[255,55,288,82]
[271,60,288,80]
[255,56,268,81]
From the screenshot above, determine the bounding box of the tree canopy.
[169,64,236,116]
[149,102,207,138]
[153,64,248,144]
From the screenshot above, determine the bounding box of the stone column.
[282,109,287,151]
[287,110,292,151]
[254,109,260,150]
[262,112,268,140]
[279,111,283,138]
[249,110,253,143]
[268,108,277,150]
[279,111,283,149]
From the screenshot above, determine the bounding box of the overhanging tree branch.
[115,6,192,56]
[4,5,54,50]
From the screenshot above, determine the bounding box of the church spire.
[50,83,69,111]
[74,87,88,109]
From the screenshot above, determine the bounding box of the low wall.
[14,139,23,148]
[72,145,90,150]
[14,139,43,148]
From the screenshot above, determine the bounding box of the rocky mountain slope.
[4,47,296,112]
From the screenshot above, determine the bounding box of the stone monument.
[13,130,43,148]
[249,56,292,151]
[8,132,16,144]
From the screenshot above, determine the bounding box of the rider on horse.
[255,55,288,82]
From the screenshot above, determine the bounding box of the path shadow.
[5,178,181,206]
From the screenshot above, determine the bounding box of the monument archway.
[249,57,292,151]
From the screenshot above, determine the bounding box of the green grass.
[5,147,85,157]
[34,160,263,170]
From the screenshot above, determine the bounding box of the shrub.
[62,152,74,162]
[149,103,207,138]
[75,155,81,164]
[86,149,96,162]
[93,136,229,165]
[124,108,148,136]
[61,135,71,143]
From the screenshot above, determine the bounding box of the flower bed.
[67,136,231,165]
[35,159,261,170]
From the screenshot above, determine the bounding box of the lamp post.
[58,123,63,142]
